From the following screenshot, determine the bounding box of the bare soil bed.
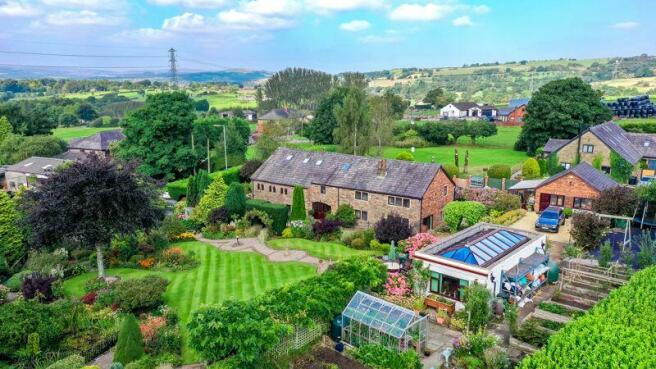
[292,346,367,369]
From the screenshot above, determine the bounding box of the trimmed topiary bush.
[245,199,288,234]
[224,182,247,218]
[45,354,85,369]
[375,214,412,244]
[443,201,487,231]
[487,164,511,179]
[290,185,306,221]
[395,151,414,161]
[114,315,145,365]
[112,276,169,312]
[522,158,541,179]
[442,163,459,178]
[193,175,228,223]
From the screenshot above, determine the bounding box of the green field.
[617,117,656,125]
[63,241,316,362]
[52,127,121,141]
[201,92,257,110]
[267,238,381,261]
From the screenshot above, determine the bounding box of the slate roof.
[259,108,300,120]
[56,151,89,161]
[508,179,545,191]
[497,107,515,116]
[251,147,446,199]
[451,102,479,111]
[543,138,569,153]
[625,133,656,158]
[68,130,125,151]
[6,156,67,176]
[589,121,642,164]
[509,98,529,108]
[536,162,618,192]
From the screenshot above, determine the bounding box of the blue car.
[535,206,565,233]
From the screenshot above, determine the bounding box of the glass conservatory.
[341,291,428,353]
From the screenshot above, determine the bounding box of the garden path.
[195,236,332,273]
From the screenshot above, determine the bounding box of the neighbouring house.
[250,147,456,231]
[413,223,548,307]
[4,156,68,191]
[219,110,235,118]
[58,130,125,161]
[497,104,527,126]
[509,98,530,109]
[533,162,618,212]
[256,108,303,135]
[439,102,482,119]
[542,121,656,182]
[508,179,545,210]
[480,104,498,119]
[243,109,257,122]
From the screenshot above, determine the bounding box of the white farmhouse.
[439,102,482,119]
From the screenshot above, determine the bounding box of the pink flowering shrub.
[404,233,439,256]
[385,272,410,296]
[140,315,167,342]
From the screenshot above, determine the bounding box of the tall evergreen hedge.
[113,315,144,365]
[167,166,242,201]
[290,185,306,221]
[245,199,288,234]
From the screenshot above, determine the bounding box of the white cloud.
[148,0,227,8]
[218,9,293,30]
[339,20,370,32]
[114,27,172,43]
[241,0,303,16]
[359,29,402,43]
[452,15,472,27]
[611,21,639,30]
[305,0,383,13]
[41,0,126,10]
[0,1,41,17]
[46,10,122,26]
[472,5,490,14]
[162,12,210,32]
[389,2,455,22]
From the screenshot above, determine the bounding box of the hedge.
[245,199,288,234]
[519,266,656,369]
[167,166,242,200]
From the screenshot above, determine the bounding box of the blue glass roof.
[439,230,528,266]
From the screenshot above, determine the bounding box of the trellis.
[269,323,326,358]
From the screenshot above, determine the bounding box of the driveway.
[511,211,571,245]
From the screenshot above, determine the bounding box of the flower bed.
[424,293,455,314]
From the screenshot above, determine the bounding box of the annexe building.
[4,156,67,192]
[251,148,455,231]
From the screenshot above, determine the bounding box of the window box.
[424,294,455,314]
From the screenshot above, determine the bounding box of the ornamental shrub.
[487,164,511,179]
[443,201,487,231]
[598,241,613,268]
[330,204,357,228]
[193,175,228,223]
[312,219,341,239]
[375,214,412,244]
[463,283,491,332]
[570,213,609,250]
[45,354,85,369]
[224,182,247,218]
[21,272,57,302]
[114,315,145,365]
[112,276,169,312]
[207,207,230,226]
[442,163,459,178]
[353,344,422,369]
[522,158,541,179]
[546,154,564,176]
[245,199,288,234]
[592,186,638,217]
[489,191,521,213]
[0,191,25,268]
[239,160,262,182]
[395,151,415,161]
[290,185,306,221]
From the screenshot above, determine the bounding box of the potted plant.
[412,297,425,314]
[436,309,449,326]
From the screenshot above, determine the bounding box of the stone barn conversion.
[250,148,455,231]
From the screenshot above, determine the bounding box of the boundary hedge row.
[166,166,242,200]
[519,266,656,369]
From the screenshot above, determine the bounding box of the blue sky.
[0,0,654,73]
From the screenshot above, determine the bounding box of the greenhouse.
[341,291,428,353]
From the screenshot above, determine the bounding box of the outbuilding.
[413,223,547,308]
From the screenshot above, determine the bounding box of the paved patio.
[421,321,461,369]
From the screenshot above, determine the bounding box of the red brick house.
[534,162,618,212]
[497,105,526,126]
[251,148,456,231]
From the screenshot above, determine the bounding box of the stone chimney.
[377,159,387,177]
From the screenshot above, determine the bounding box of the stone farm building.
[251,148,456,231]
[533,162,618,212]
[543,121,656,183]
[57,130,125,161]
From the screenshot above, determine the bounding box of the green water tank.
[547,261,560,283]
[330,315,343,342]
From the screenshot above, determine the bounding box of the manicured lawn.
[267,238,381,261]
[63,241,316,362]
[455,126,521,147]
[52,127,121,141]
[382,145,528,174]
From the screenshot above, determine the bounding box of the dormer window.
[286,155,293,160]
[644,141,650,147]
[24,162,33,167]
[316,160,323,165]
[303,158,310,163]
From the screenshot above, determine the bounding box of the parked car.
[535,206,565,232]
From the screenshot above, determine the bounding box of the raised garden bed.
[538,302,585,318]
[292,346,368,369]
[424,294,455,314]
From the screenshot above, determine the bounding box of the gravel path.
[195,236,332,273]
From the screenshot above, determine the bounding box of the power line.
[0,63,169,70]
[0,50,163,58]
